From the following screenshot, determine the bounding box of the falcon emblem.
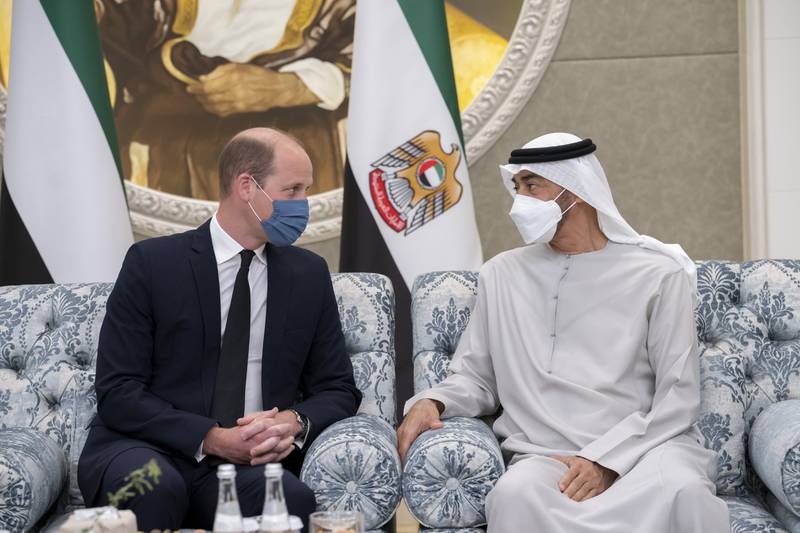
[368,130,464,235]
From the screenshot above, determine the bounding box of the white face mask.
[509,188,577,244]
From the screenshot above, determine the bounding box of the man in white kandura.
[397,133,730,532]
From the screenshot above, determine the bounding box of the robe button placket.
[549,256,572,372]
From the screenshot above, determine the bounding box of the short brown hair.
[217,136,275,198]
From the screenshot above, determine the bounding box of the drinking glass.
[308,511,363,533]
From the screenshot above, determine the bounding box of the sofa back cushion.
[331,273,397,426]
[0,284,111,510]
[411,272,479,395]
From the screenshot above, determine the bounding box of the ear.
[233,173,255,202]
[565,190,585,205]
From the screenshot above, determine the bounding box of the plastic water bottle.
[260,463,290,532]
[214,464,244,533]
[288,516,303,533]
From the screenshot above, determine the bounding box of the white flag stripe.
[347,0,482,288]
[4,1,132,283]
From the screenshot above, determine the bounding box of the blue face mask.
[248,177,309,247]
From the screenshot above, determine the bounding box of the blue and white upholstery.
[404,261,800,532]
[0,274,401,532]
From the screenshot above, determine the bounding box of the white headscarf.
[499,132,697,287]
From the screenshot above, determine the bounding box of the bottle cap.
[264,463,283,477]
[217,463,236,477]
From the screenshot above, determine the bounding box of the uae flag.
[0,0,132,285]
[340,0,483,416]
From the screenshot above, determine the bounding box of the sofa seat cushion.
[723,495,789,532]
[766,492,800,533]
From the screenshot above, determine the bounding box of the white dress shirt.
[196,215,267,461]
[210,214,269,416]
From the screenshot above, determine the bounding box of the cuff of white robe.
[577,447,634,478]
[278,58,345,111]
[403,390,451,418]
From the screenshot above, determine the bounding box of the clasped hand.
[552,455,618,502]
[203,408,300,466]
[186,63,319,117]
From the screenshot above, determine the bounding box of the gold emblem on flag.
[369,130,464,235]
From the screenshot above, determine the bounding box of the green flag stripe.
[396,0,465,149]
[39,0,124,183]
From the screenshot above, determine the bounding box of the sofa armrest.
[0,428,67,531]
[750,399,800,518]
[402,417,504,529]
[300,414,401,531]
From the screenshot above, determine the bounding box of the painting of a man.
[97,0,354,199]
[0,0,514,204]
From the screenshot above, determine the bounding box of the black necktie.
[211,249,255,428]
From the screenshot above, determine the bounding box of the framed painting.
[0,0,570,243]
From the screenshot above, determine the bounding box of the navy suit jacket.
[78,220,361,504]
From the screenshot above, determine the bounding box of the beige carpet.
[396,500,419,533]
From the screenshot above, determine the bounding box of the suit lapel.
[189,220,221,416]
[262,244,292,405]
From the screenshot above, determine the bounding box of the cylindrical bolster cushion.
[750,400,800,516]
[300,415,402,530]
[0,428,67,531]
[403,417,504,528]
[765,492,800,532]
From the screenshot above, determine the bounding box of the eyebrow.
[511,173,541,186]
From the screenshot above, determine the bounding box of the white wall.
[763,0,800,258]
[745,0,800,259]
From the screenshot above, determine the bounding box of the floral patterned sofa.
[402,261,800,533]
[0,273,402,533]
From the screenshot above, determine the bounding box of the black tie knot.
[239,249,256,269]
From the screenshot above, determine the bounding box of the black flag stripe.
[0,176,53,285]
[339,159,413,422]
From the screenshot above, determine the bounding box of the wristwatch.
[289,409,310,439]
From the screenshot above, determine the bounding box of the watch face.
[293,410,307,433]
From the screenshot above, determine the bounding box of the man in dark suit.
[78,128,361,531]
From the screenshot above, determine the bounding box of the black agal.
[508,138,596,164]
